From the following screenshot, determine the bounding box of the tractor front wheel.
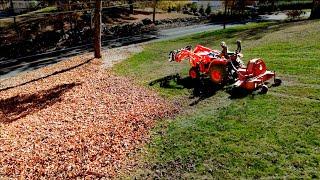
[189,67,200,79]
[209,65,227,84]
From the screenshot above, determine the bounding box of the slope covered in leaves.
[0,55,178,178]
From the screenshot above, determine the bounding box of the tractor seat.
[229,54,238,61]
[227,52,236,56]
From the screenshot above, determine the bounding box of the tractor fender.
[209,59,229,66]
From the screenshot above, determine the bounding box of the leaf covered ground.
[0,55,178,178]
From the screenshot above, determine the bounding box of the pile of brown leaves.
[0,55,178,178]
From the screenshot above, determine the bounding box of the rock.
[194,12,201,16]
[154,20,161,25]
[142,18,153,25]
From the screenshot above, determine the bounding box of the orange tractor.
[168,41,281,93]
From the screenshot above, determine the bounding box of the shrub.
[199,5,205,16]
[205,3,211,15]
[142,18,152,25]
[190,3,198,14]
[258,2,312,13]
[176,3,182,12]
[30,0,38,8]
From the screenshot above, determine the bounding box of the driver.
[220,41,229,58]
[221,41,244,68]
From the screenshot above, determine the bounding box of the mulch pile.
[0,55,178,178]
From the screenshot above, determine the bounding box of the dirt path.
[0,55,178,178]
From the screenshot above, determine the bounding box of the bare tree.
[128,0,134,14]
[0,0,8,10]
[153,0,158,23]
[238,0,245,15]
[94,0,102,58]
[270,0,275,12]
[224,0,228,29]
[310,0,320,19]
[9,0,13,14]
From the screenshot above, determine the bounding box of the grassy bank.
[114,20,320,178]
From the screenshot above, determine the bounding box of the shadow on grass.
[0,82,81,123]
[227,87,251,99]
[235,21,303,42]
[149,74,255,105]
[149,74,225,106]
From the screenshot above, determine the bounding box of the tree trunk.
[9,0,14,15]
[271,0,275,12]
[240,0,245,15]
[94,0,102,58]
[48,0,55,6]
[0,0,5,11]
[90,0,93,29]
[68,0,71,11]
[231,0,235,15]
[310,0,320,19]
[224,0,227,29]
[129,0,134,14]
[153,0,157,23]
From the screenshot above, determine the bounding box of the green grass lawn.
[30,6,58,14]
[114,20,320,178]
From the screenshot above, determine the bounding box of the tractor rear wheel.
[209,65,227,84]
[189,67,199,79]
